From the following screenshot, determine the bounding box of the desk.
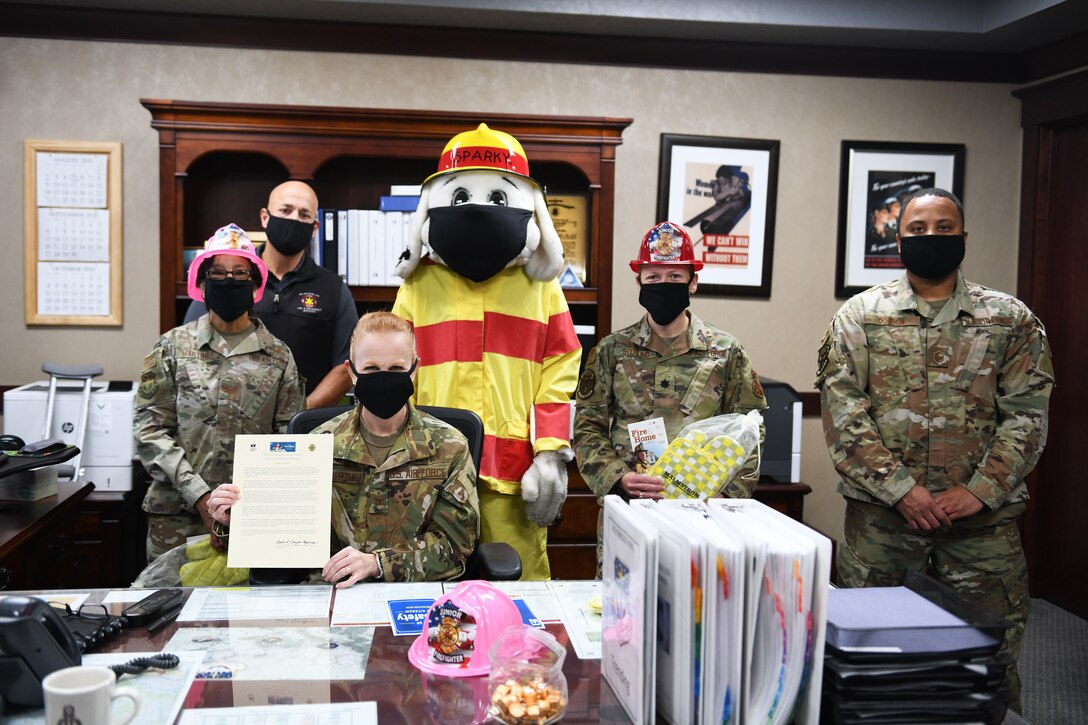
[7,587,1028,725]
[0,482,94,590]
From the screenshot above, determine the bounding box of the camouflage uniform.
[312,404,481,582]
[135,315,305,560]
[817,272,1054,705]
[574,312,768,572]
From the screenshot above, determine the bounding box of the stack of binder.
[822,571,1011,725]
[601,496,831,725]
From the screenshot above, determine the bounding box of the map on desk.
[164,626,374,681]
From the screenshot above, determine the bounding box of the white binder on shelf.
[347,209,363,286]
[367,211,385,287]
[383,212,403,286]
[336,210,349,283]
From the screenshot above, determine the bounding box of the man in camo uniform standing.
[817,188,1054,709]
[575,222,766,574]
[136,224,305,561]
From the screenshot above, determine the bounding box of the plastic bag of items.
[131,534,248,588]
[648,409,762,499]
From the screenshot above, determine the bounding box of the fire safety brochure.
[227,434,333,569]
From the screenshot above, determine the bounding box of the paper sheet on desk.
[1,651,202,725]
[0,592,91,610]
[461,580,563,622]
[179,702,377,724]
[331,582,443,626]
[178,585,331,622]
[103,589,162,604]
[548,580,602,660]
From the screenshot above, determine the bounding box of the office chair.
[249,404,521,585]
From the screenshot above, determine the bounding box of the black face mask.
[350,360,417,420]
[899,234,965,280]
[265,215,314,256]
[427,205,531,283]
[639,282,690,326]
[203,278,254,323]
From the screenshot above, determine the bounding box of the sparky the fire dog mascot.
[393,124,580,580]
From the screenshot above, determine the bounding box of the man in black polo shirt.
[186,181,357,408]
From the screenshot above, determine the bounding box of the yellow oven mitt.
[649,430,748,500]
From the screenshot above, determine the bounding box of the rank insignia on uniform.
[816,330,832,383]
[577,368,597,399]
[752,371,764,399]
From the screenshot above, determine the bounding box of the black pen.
[147,603,184,634]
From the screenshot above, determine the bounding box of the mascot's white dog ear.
[522,188,565,282]
[394,186,430,280]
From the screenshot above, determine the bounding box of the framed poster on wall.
[656,134,779,297]
[835,140,965,298]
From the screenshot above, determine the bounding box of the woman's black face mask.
[203,278,254,323]
[349,359,418,419]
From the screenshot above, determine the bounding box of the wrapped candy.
[488,626,568,725]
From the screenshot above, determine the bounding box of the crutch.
[41,362,103,482]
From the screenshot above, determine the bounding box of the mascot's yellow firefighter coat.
[393,263,580,576]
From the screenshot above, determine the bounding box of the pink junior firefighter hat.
[186,223,269,303]
[408,580,523,678]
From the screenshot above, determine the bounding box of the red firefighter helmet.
[629,221,704,273]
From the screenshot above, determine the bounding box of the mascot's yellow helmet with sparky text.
[423,123,542,189]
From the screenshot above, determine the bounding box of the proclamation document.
[227,434,333,568]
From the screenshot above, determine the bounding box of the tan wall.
[0,37,1023,541]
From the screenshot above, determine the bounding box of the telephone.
[0,596,81,710]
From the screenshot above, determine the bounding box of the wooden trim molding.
[1,2,1057,84]
[799,391,821,418]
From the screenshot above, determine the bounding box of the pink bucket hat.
[186,223,269,303]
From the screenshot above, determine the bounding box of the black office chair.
[249,404,521,584]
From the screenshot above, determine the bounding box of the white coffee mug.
[42,665,141,725]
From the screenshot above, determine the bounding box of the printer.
[757,378,802,483]
[3,380,136,491]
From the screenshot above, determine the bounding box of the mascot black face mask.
[265,215,314,256]
[203,278,254,323]
[639,282,690,326]
[427,205,531,283]
[350,360,417,420]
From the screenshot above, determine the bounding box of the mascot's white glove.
[521,448,574,527]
